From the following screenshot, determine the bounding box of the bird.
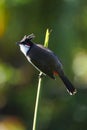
[16,34,76,95]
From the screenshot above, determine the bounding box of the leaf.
[44,29,52,48]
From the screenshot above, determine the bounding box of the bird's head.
[17,34,35,56]
[17,33,35,46]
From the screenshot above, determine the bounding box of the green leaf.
[44,28,52,48]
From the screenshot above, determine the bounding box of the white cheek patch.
[19,45,30,56]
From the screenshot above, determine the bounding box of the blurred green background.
[0,0,87,130]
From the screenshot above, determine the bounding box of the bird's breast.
[20,44,30,56]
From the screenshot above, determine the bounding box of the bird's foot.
[38,72,44,79]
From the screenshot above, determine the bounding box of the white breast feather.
[19,45,30,56]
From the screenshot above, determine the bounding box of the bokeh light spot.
[72,50,87,84]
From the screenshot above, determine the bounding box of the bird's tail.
[58,72,76,95]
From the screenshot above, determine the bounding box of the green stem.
[32,72,42,130]
[32,29,51,130]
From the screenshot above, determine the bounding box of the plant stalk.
[32,29,51,130]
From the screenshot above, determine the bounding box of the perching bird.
[17,34,76,95]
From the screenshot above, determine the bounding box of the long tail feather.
[59,73,76,95]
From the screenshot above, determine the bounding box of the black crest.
[17,33,35,45]
[27,33,35,40]
[20,33,35,43]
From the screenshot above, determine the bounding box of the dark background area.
[0,0,87,130]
